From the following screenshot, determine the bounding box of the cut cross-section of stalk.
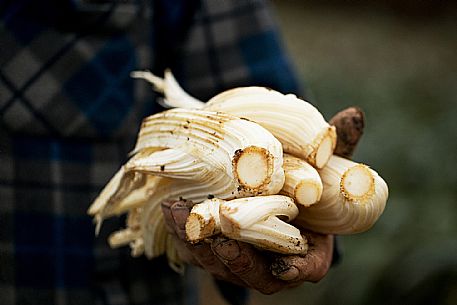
[132,70,337,168]
[294,155,389,234]
[280,154,323,207]
[186,198,223,243]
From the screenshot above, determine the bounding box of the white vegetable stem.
[280,154,323,207]
[186,195,308,255]
[87,108,285,239]
[294,155,389,234]
[133,108,285,196]
[186,198,223,242]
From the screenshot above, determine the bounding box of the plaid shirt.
[0,1,301,304]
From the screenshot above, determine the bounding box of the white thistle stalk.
[185,195,308,255]
[133,108,285,197]
[280,154,323,207]
[294,155,389,234]
[186,198,223,243]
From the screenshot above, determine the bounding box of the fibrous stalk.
[294,155,389,234]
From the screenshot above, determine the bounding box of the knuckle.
[227,253,255,275]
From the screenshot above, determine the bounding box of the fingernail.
[271,259,300,281]
[212,239,241,261]
[276,266,299,281]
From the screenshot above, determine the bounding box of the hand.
[161,200,334,294]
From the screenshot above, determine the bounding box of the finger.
[171,234,202,266]
[271,233,334,283]
[161,200,180,234]
[211,237,287,294]
[186,240,243,285]
[166,201,242,283]
[165,200,194,240]
[329,106,365,158]
[162,200,200,265]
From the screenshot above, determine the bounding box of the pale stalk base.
[232,146,274,192]
[308,126,337,169]
[341,164,375,201]
[295,180,322,207]
[185,214,218,243]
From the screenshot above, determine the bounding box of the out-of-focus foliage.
[248,1,457,304]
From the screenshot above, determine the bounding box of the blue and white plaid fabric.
[0,1,302,304]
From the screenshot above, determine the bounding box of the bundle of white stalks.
[185,195,307,255]
[131,70,336,169]
[87,73,389,272]
[88,108,293,265]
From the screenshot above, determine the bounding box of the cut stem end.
[295,181,322,207]
[314,126,337,169]
[341,164,375,202]
[185,213,217,243]
[233,146,273,191]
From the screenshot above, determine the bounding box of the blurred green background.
[200,1,457,304]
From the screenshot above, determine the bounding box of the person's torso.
[1,0,159,140]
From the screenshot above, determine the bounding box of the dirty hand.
[162,199,334,294]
